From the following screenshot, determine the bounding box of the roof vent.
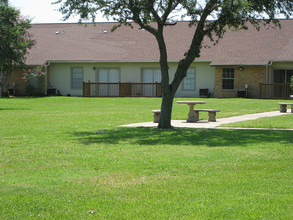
[99,27,108,34]
[165,20,177,26]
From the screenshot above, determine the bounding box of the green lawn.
[0,97,292,219]
[222,114,293,129]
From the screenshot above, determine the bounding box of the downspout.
[266,61,273,83]
[44,61,50,96]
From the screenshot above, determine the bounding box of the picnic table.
[177,101,206,122]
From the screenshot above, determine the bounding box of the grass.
[0,97,292,219]
[222,114,293,129]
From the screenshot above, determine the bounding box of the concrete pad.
[120,111,293,130]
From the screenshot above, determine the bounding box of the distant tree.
[0,1,35,97]
[0,0,8,5]
[55,0,293,128]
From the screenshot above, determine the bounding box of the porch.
[83,81,162,97]
[260,83,293,99]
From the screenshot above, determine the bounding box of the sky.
[8,0,189,24]
[9,0,107,23]
[8,0,288,24]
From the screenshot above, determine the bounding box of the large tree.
[55,0,293,128]
[0,1,35,97]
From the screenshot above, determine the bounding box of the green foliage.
[25,85,44,97]
[0,2,35,67]
[22,65,46,82]
[291,75,293,89]
[0,2,35,96]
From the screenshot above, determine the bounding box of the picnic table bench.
[278,102,293,113]
[152,110,161,123]
[194,109,220,122]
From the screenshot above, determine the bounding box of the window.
[273,69,293,83]
[142,69,161,97]
[183,68,195,90]
[71,67,83,89]
[96,68,120,96]
[142,69,161,83]
[222,68,234,90]
[96,69,120,83]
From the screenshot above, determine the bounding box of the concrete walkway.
[121,110,293,130]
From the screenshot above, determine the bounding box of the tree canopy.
[55,0,293,128]
[0,1,35,96]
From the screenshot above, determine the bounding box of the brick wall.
[9,67,46,96]
[214,66,266,98]
[8,69,26,96]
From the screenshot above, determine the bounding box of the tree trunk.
[158,92,174,129]
[0,66,9,97]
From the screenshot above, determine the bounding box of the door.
[273,69,293,98]
[96,69,119,96]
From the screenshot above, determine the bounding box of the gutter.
[45,60,213,64]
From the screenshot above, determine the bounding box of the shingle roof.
[26,20,293,66]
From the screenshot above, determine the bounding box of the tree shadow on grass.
[0,107,28,111]
[71,127,293,147]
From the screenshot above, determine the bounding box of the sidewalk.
[121,111,293,130]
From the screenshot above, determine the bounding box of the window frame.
[222,68,235,90]
[71,67,84,90]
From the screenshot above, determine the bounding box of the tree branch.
[162,0,178,23]
[170,0,219,95]
[128,0,158,35]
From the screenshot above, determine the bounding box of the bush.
[1,90,9,97]
[25,85,44,97]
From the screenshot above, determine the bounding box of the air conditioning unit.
[237,90,247,98]
[47,88,57,96]
[199,89,209,97]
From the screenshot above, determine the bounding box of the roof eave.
[44,60,213,64]
[210,63,268,66]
